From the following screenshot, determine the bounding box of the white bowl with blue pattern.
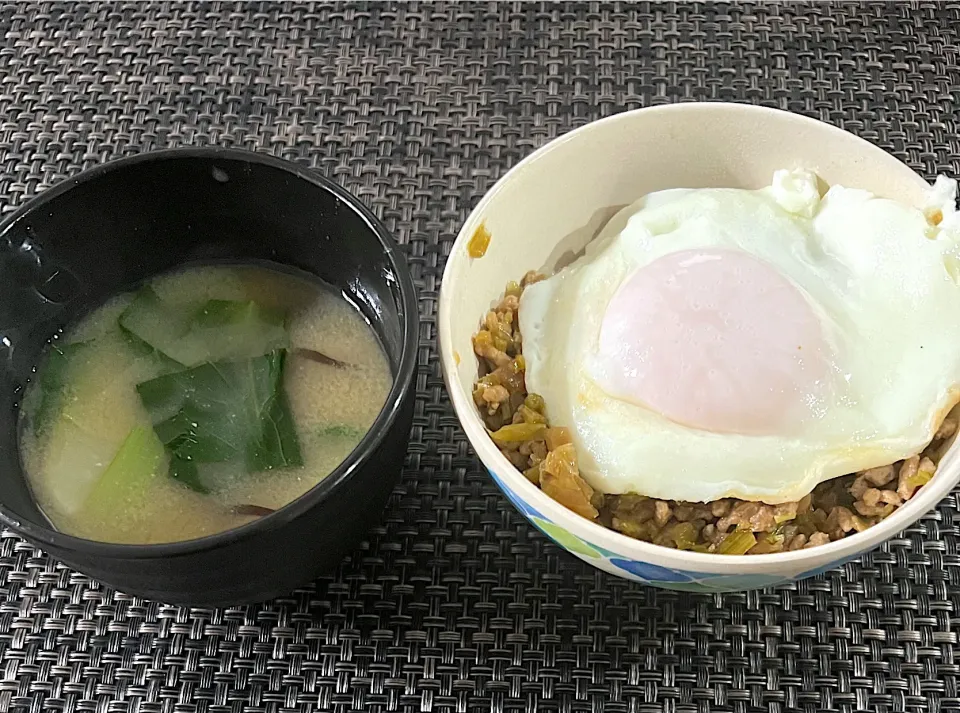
[438,103,960,592]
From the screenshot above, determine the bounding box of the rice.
[472,275,951,555]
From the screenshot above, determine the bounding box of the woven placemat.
[2,2,960,712]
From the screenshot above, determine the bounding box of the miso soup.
[19,264,392,544]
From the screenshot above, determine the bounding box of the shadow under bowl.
[0,148,419,606]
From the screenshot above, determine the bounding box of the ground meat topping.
[474,277,944,554]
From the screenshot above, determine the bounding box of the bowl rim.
[0,146,420,558]
[438,102,958,573]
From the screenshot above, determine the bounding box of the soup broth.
[19,264,392,544]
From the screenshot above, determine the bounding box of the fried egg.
[519,170,960,503]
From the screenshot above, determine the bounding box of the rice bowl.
[438,103,960,591]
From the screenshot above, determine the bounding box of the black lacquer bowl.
[0,149,419,606]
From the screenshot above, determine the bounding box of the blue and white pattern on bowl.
[487,467,865,592]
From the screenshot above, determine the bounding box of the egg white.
[519,170,960,503]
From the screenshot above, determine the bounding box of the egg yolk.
[596,248,828,435]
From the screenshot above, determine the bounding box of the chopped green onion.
[671,522,698,550]
[523,463,542,485]
[905,469,934,489]
[517,405,547,425]
[490,423,546,443]
[716,529,758,555]
[774,511,795,525]
[524,393,545,413]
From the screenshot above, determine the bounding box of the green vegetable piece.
[523,463,542,485]
[670,522,699,550]
[118,287,190,362]
[716,529,758,555]
[168,456,210,494]
[189,299,288,361]
[905,468,934,490]
[517,404,547,424]
[31,341,87,435]
[523,393,545,413]
[83,426,165,515]
[774,510,795,525]
[489,422,546,443]
[119,326,185,374]
[136,349,303,474]
[119,288,288,366]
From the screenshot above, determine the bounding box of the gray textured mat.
[1,2,960,712]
